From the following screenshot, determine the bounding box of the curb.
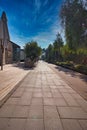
[0,71,30,107]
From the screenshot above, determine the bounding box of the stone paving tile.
[54,82,63,86]
[31,98,43,105]
[44,119,63,130]
[63,84,70,88]
[58,107,87,119]
[24,88,34,92]
[33,92,43,98]
[35,85,42,88]
[6,119,26,130]
[52,92,63,98]
[44,106,59,119]
[28,105,43,119]
[61,93,80,106]
[50,85,57,89]
[67,88,77,94]
[0,118,9,130]
[33,88,42,92]
[43,92,52,97]
[62,119,82,130]
[42,88,51,92]
[43,98,55,106]
[42,83,49,86]
[12,106,29,118]
[25,119,44,130]
[0,105,15,117]
[51,88,59,93]
[78,120,87,130]
[19,97,32,106]
[54,98,68,106]
[58,88,69,93]
[11,89,24,98]
[5,98,19,105]
[22,92,33,99]
[56,85,65,88]
[16,87,25,92]
[21,84,34,88]
[71,93,83,100]
[76,99,87,112]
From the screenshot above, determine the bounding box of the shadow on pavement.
[12,62,36,70]
[55,66,87,83]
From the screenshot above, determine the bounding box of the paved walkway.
[0,63,30,106]
[0,61,87,130]
[48,63,87,100]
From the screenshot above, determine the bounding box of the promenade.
[0,61,87,130]
[0,63,30,106]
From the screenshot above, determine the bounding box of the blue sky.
[0,0,64,48]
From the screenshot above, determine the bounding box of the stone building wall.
[0,12,20,65]
[5,41,13,64]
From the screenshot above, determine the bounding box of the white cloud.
[9,18,65,49]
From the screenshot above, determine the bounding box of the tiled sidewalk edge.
[0,72,30,107]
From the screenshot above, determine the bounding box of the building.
[11,41,20,62]
[0,11,20,65]
[20,49,25,62]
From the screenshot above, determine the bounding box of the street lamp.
[0,18,4,70]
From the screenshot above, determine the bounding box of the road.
[0,61,87,130]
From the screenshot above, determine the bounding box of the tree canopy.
[60,0,87,50]
[45,33,64,63]
[24,41,42,61]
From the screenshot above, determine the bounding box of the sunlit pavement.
[0,63,30,106]
[0,61,87,130]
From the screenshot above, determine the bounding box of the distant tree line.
[44,33,64,63]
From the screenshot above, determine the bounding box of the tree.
[60,0,87,50]
[24,41,42,67]
[53,33,63,61]
[46,44,54,63]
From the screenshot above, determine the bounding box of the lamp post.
[0,19,4,70]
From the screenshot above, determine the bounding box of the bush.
[56,61,87,75]
[75,64,87,74]
[56,61,74,68]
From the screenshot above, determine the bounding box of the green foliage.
[53,33,64,62]
[46,44,54,63]
[56,61,74,68]
[56,61,87,74]
[75,64,87,74]
[43,0,87,74]
[24,41,42,61]
[60,0,87,50]
[61,45,87,64]
[45,33,64,63]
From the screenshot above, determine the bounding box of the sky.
[0,0,64,48]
